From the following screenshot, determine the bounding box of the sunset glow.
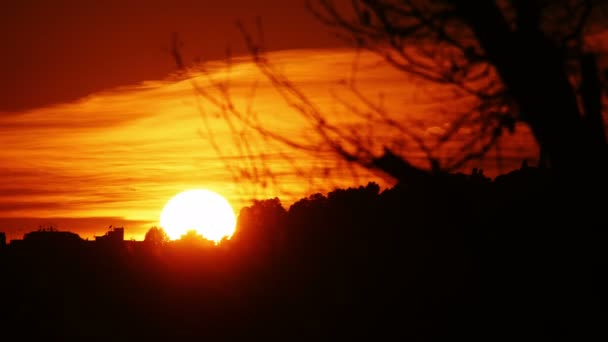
[160,189,236,242]
[0,49,537,241]
[3,2,606,339]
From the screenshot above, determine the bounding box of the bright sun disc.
[160,189,237,243]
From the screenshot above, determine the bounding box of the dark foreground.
[0,165,606,341]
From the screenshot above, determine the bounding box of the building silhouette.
[94,226,124,245]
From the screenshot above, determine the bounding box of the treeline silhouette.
[0,163,605,341]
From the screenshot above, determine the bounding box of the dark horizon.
[1,161,605,340]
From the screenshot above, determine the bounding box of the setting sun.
[160,189,237,242]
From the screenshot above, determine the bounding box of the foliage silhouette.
[241,0,608,180]
[172,2,608,239]
[144,226,170,246]
[0,165,605,341]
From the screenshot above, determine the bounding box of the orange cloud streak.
[0,48,537,241]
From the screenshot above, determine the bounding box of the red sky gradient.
[0,1,560,241]
[0,0,346,112]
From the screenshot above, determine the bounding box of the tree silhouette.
[229,0,608,185]
[144,226,169,246]
[177,229,217,247]
[232,198,287,258]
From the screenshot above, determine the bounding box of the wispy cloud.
[0,48,537,240]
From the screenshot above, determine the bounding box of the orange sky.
[1,1,559,241]
[2,1,607,246]
[0,48,538,241]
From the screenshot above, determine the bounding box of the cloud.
[0,48,537,239]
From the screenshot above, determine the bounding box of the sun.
[160,189,237,243]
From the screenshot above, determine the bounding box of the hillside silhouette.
[0,163,605,341]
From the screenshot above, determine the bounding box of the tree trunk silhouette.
[454,1,606,179]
